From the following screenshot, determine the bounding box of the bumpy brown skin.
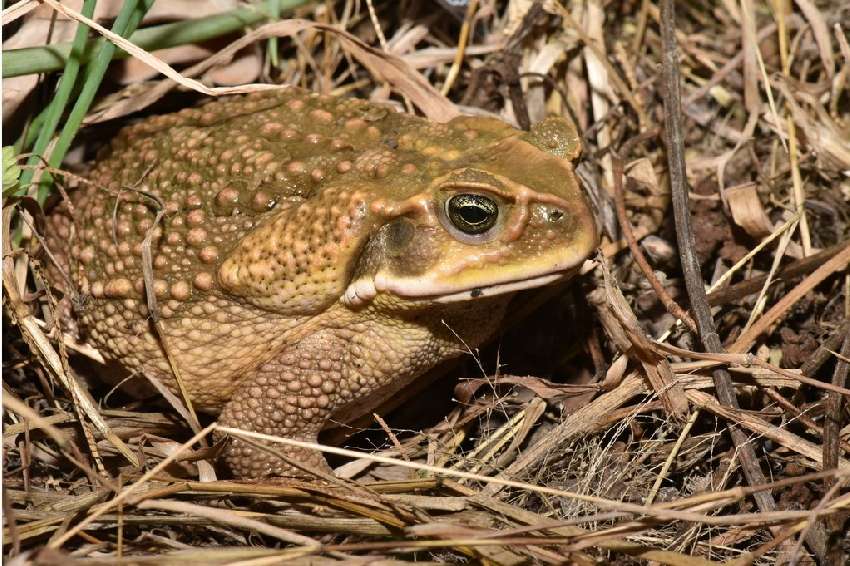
[45,88,598,478]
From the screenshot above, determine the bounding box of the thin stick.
[823,332,850,487]
[707,239,843,306]
[612,133,697,331]
[786,116,812,256]
[801,320,850,377]
[364,0,387,50]
[730,243,850,353]
[740,217,799,333]
[441,0,478,95]
[658,0,778,515]
[138,500,322,548]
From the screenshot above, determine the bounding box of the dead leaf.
[454,375,596,404]
[113,44,213,84]
[725,182,773,238]
[85,18,458,124]
[3,75,39,120]
[204,49,262,86]
[595,257,689,419]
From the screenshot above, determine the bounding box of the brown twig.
[658,0,777,516]
[813,324,850,566]
[2,485,21,556]
[788,479,844,566]
[706,241,848,306]
[440,0,478,96]
[823,331,850,565]
[611,131,697,332]
[761,388,850,454]
[801,320,850,377]
[730,243,850,354]
[373,413,410,462]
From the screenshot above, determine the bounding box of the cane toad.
[45,88,598,478]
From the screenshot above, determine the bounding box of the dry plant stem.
[138,500,323,548]
[629,0,651,56]
[704,211,801,298]
[731,243,850,353]
[555,6,648,129]
[454,483,742,566]
[786,115,812,256]
[762,388,850,455]
[801,320,850,376]
[688,389,850,471]
[1,393,105,485]
[301,536,664,557]
[2,398,43,443]
[740,0,760,114]
[789,481,844,566]
[740,217,799,333]
[1,0,38,22]
[685,21,777,105]
[97,510,392,536]
[823,332,850,487]
[372,413,410,461]
[748,523,812,565]
[481,373,647,495]
[451,403,528,472]
[440,0,478,95]
[657,341,850,397]
[137,193,202,437]
[658,0,776,515]
[706,241,847,306]
[2,209,139,468]
[28,253,108,476]
[2,485,21,556]
[611,135,697,332]
[364,0,387,50]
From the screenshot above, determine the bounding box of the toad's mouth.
[341,266,578,307]
[424,271,568,303]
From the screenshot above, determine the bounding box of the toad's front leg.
[217,329,353,479]
[217,323,442,479]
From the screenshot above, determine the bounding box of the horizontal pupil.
[461,206,488,224]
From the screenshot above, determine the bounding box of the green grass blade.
[267,0,282,68]
[2,1,313,79]
[35,0,155,203]
[16,0,98,193]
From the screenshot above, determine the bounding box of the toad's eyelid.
[437,182,514,201]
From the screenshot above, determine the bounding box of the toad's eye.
[446,194,498,235]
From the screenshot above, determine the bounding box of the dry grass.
[3,0,850,564]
